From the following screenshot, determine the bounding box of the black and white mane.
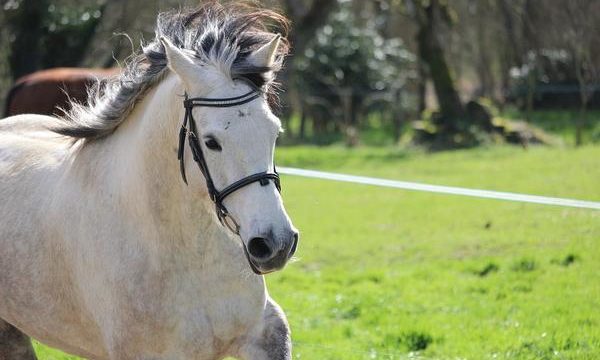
[54,2,289,139]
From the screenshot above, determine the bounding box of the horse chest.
[106,262,266,357]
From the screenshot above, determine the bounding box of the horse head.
[161,35,298,274]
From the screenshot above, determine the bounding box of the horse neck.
[77,73,229,255]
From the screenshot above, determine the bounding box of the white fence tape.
[278,167,600,211]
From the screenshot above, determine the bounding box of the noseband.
[177,88,281,238]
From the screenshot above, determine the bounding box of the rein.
[177,88,281,239]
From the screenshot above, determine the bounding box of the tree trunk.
[576,99,586,147]
[498,0,522,103]
[574,58,588,147]
[417,57,428,113]
[522,0,538,122]
[475,7,495,99]
[340,88,357,147]
[416,0,465,125]
[299,104,307,140]
[525,65,535,122]
[281,0,338,124]
[7,0,48,79]
[392,89,403,142]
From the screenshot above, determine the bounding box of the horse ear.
[160,37,197,85]
[247,34,281,68]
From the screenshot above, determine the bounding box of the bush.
[295,1,415,142]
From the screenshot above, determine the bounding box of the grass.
[270,144,600,359]
[32,144,600,359]
[498,108,600,145]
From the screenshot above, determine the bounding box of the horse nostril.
[289,232,299,257]
[247,237,273,260]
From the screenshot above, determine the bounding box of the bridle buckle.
[217,205,241,235]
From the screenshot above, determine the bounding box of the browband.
[183,90,261,108]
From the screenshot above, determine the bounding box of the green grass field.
[33,144,600,359]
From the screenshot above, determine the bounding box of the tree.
[510,0,600,145]
[282,0,338,61]
[4,0,105,79]
[296,1,414,145]
[411,0,465,121]
[4,0,48,79]
[280,0,338,138]
[403,0,540,148]
[552,0,599,145]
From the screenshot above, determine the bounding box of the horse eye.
[204,137,222,151]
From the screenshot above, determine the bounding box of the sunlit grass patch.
[32,144,600,359]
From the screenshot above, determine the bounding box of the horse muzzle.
[243,231,299,275]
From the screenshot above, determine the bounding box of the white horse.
[0,5,298,360]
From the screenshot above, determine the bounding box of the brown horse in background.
[4,67,119,117]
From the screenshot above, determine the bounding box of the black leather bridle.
[177,88,281,239]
